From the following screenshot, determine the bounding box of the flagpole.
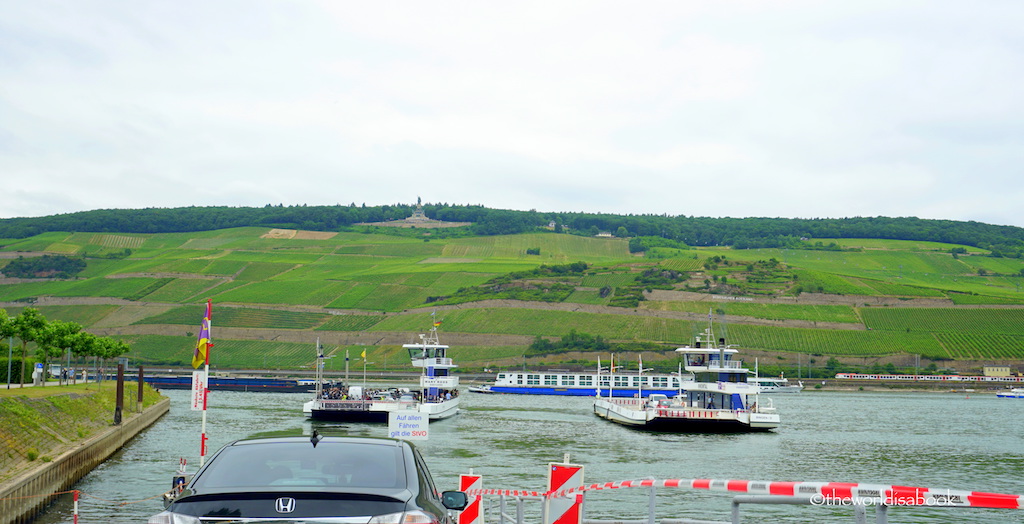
[200,299,211,468]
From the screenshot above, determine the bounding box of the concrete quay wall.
[0,398,170,524]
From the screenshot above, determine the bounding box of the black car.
[148,435,468,523]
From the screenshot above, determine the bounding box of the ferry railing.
[466,475,1023,524]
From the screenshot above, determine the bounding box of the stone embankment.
[0,397,170,524]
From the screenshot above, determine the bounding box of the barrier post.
[459,473,483,524]
[544,460,584,524]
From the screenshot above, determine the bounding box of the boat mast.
[314,338,323,401]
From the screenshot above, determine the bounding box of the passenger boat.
[303,322,460,422]
[748,375,803,393]
[996,388,1024,398]
[487,368,692,396]
[593,314,780,433]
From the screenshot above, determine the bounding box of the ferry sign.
[191,371,208,411]
[421,377,458,388]
[389,412,429,441]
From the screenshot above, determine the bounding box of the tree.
[0,310,14,383]
[0,309,12,340]
[12,308,46,386]
[35,320,82,380]
[69,331,99,359]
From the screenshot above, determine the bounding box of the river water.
[32,386,1024,523]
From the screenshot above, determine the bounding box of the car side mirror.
[441,490,468,510]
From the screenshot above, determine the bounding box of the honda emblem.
[275,497,297,513]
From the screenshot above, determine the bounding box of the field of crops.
[0,305,118,327]
[642,301,861,323]
[132,306,332,330]
[4,227,1024,366]
[790,270,879,295]
[355,308,695,344]
[315,315,385,331]
[934,333,1024,360]
[725,324,947,358]
[861,308,1024,335]
[117,334,317,368]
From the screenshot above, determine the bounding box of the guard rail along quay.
[458,457,1024,524]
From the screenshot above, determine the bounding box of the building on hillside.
[983,365,1012,377]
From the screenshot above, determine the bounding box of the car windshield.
[192,440,406,490]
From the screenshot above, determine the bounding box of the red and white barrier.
[544,463,584,524]
[546,478,1023,510]
[458,474,482,524]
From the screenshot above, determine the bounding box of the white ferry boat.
[593,315,780,432]
[488,368,692,396]
[303,322,460,422]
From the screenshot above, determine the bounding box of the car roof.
[227,435,409,448]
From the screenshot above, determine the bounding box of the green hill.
[2,227,1023,376]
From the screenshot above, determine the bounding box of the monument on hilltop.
[406,196,428,222]
[354,197,472,229]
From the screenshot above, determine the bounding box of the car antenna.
[310,429,323,448]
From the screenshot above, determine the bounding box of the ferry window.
[544,375,558,385]
[614,376,629,387]
[497,373,506,381]
[579,376,592,386]
[599,378,610,387]
[562,376,576,386]
[631,377,640,386]
[527,374,540,385]
[653,377,667,387]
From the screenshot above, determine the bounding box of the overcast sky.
[3,1,1023,227]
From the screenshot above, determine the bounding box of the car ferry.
[303,321,460,422]
[593,314,779,433]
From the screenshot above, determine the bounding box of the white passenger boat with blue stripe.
[488,369,691,396]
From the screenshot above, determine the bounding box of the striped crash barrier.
[467,479,1023,510]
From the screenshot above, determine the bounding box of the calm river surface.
[33,386,1024,523]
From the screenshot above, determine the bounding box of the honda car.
[148,435,468,523]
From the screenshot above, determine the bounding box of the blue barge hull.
[134,375,313,392]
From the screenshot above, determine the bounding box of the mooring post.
[114,364,124,425]
[137,365,145,412]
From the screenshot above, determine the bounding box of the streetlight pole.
[6,337,12,389]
